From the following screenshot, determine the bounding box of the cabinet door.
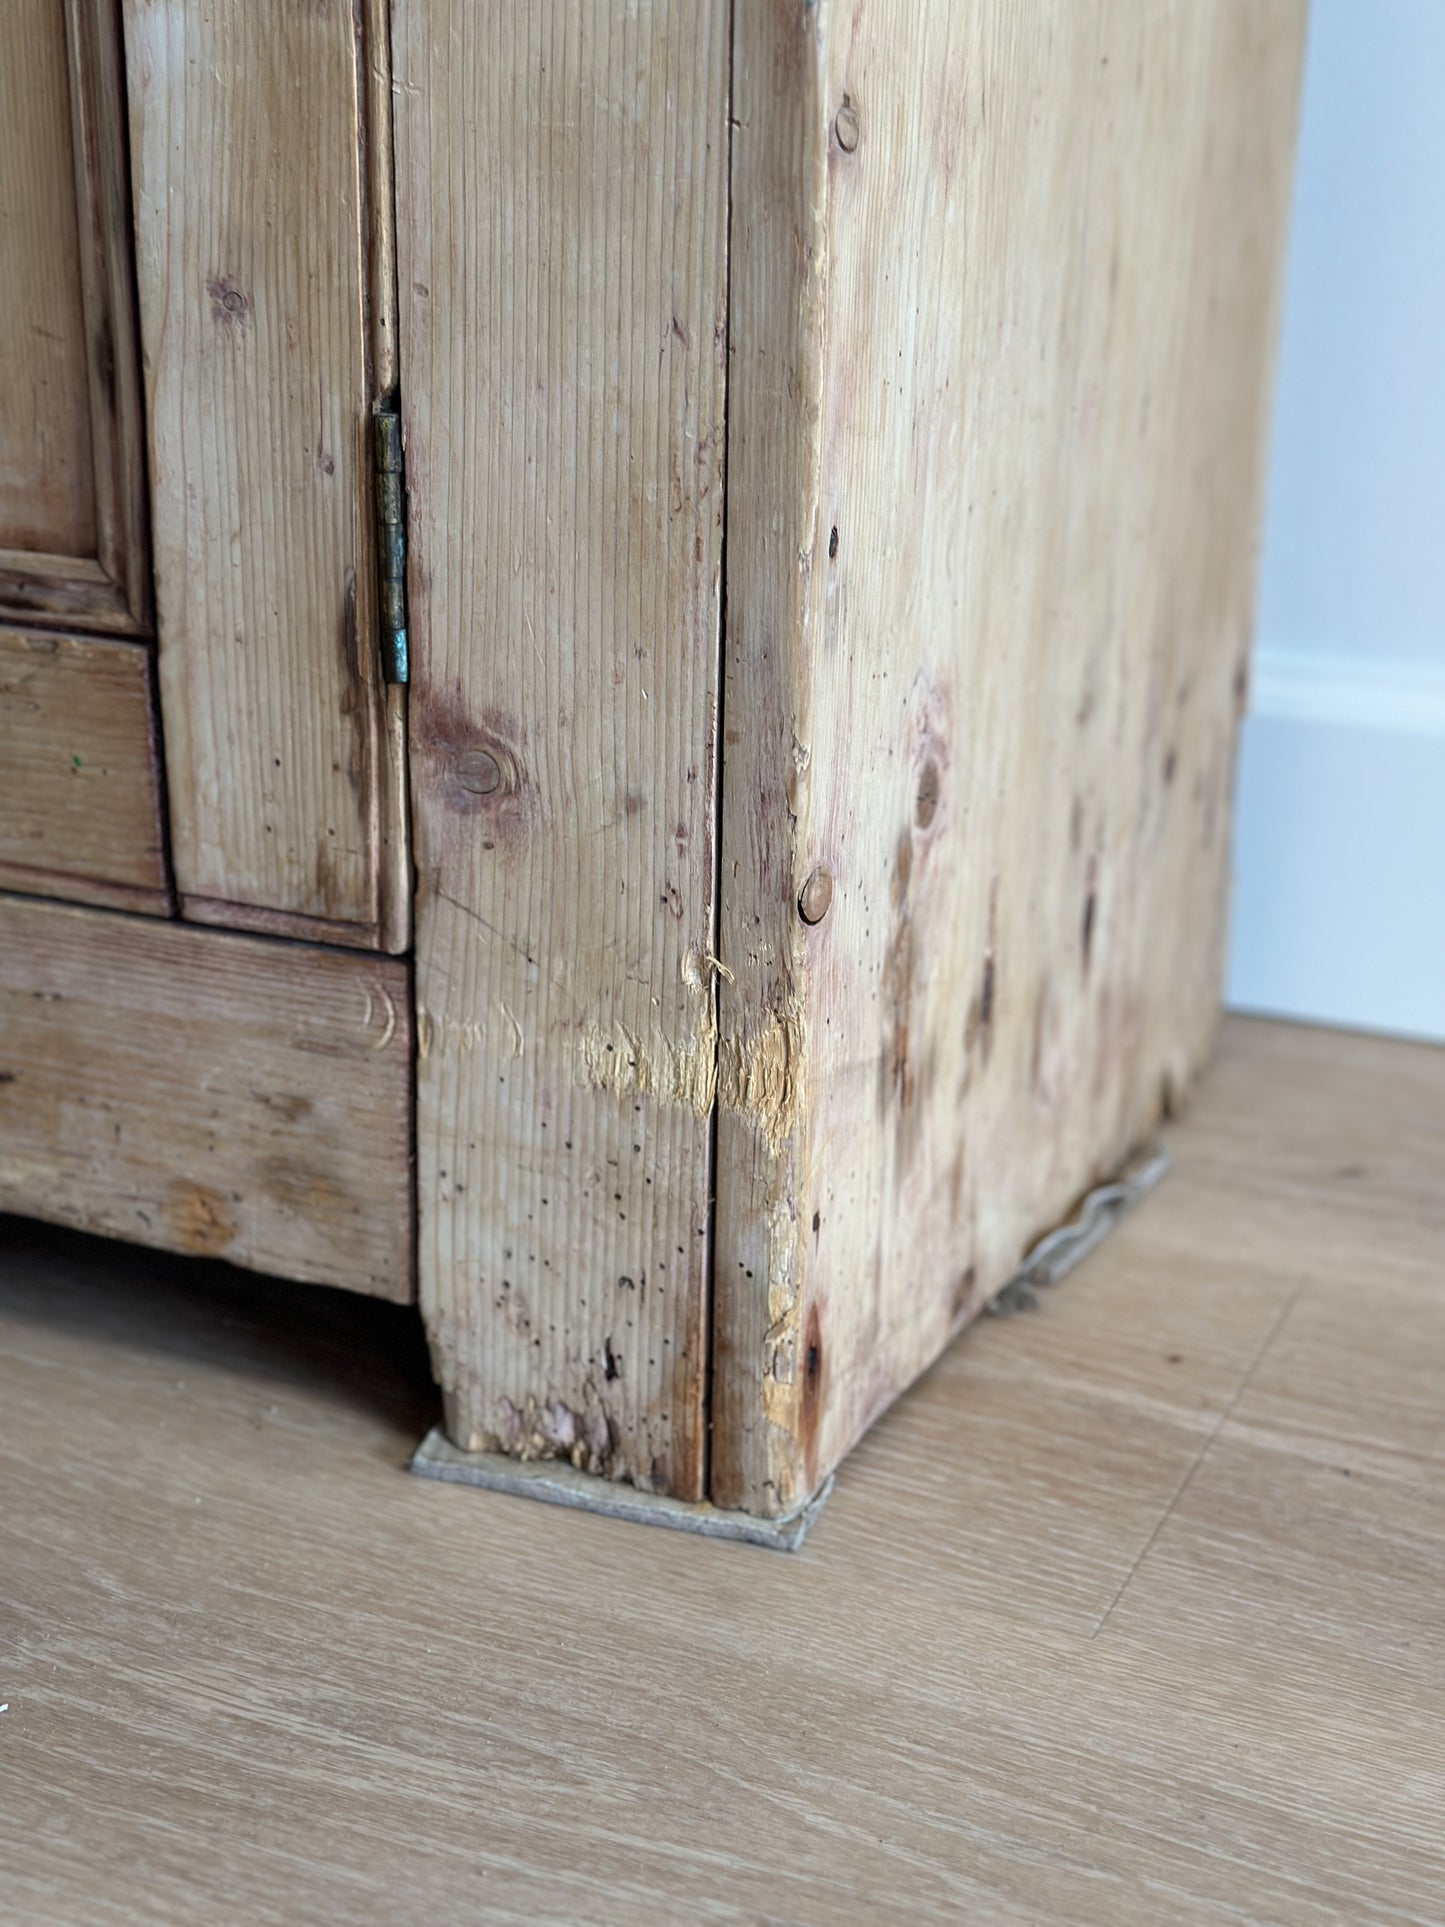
[0,0,148,631]
[123,0,407,951]
[0,0,167,912]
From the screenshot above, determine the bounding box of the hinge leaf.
[373,400,409,684]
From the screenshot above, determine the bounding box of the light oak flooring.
[2,1017,1442,1924]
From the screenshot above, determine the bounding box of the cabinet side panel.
[395,4,730,1499]
[123,0,386,939]
[0,896,413,1299]
[715,0,1305,1512]
[0,626,169,913]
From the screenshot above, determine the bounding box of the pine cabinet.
[0,0,1305,1533]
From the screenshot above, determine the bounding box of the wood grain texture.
[0,624,169,913]
[362,0,400,403]
[0,0,149,632]
[0,894,413,1298]
[0,0,94,560]
[2,1017,1442,1924]
[395,4,730,1499]
[123,0,394,942]
[713,0,1306,1511]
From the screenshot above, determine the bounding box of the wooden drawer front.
[0,896,414,1301]
[0,625,169,914]
[0,0,148,633]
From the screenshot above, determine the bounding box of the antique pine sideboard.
[0,1,1304,1534]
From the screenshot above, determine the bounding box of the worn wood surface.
[0,894,413,1299]
[395,2,730,1498]
[0,625,169,913]
[0,0,149,631]
[2,1018,1442,1924]
[123,0,398,945]
[712,0,1306,1512]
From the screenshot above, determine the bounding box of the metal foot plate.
[410,1429,833,1552]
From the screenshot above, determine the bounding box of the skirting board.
[411,1144,1170,1547]
[1227,653,1445,1042]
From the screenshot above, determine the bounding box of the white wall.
[1226,0,1445,1042]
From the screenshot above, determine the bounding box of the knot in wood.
[798,867,834,926]
[455,747,503,795]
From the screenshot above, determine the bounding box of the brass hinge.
[372,400,409,684]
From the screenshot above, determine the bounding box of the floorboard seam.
[1090,1272,1311,1638]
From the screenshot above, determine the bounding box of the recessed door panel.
[0,0,148,632]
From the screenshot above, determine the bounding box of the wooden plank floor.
[2,1016,1442,1924]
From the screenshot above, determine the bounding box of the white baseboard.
[1226,650,1445,1043]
